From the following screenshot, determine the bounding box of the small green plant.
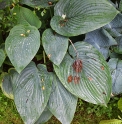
[0,0,122,124]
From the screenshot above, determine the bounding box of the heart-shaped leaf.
[20,0,57,8]
[51,0,118,36]
[0,49,5,67]
[54,42,112,105]
[42,28,68,65]
[35,107,53,124]
[2,62,53,124]
[108,58,122,95]
[48,74,78,124]
[85,28,117,59]
[5,24,40,73]
[12,6,41,29]
[1,72,13,99]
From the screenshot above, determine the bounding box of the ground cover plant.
[1,0,122,124]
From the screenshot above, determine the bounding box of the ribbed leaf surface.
[3,62,53,124]
[51,0,118,36]
[108,58,122,94]
[48,74,78,124]
[35,107,52,124]
[20,0,57,7]
[54,42,112,105]
[42,28,68,65]
[5,25,40,73]
[13,6,41,29]
[85,28,117,59]
[0,49,5,67]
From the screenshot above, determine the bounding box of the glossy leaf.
[35,107,52,124]
[20,0,57,8]
[5,25,40,73]
[108,58,122,94]
[1,73,13,99]
[54,42,112,105]
[42,28,68,65]
[48,74,78,124]
[85,28,117,59]
[0,49,5,67]
[12,6,41,29]
[99,119,122,124]
[3,62,53,124]
[51,0,118,36]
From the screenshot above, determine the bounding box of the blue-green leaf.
[42,28,68,66]
[54,42,112,105]
[85,28,117,59]
[51,0,118,36]
[104,13,122,37]
[108,58,122,94]
[48,74,78,124]
[5,24,40,73]
[35,107,52,124]
[3,62,53,124]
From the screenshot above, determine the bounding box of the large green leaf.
[99,119,122,124]
[42,28,68,65]
[0,49,5,67]
[54,42,112,105]
[108,58,122,95]
[0,72,13,99]
[48,74,78,124]
[20,0,57,8]
[51,0,119,36]
[85,28,117,59]
[5,24,40,73]
[12,6,41,29]
[2,62,53,124]
[35,107,53,124]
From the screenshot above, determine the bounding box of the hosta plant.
[0,0,122,124]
